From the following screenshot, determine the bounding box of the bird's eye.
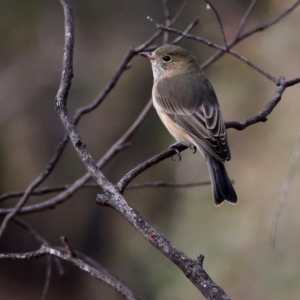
[162,55,171,62]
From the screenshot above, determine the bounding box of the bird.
[140,44,237,206]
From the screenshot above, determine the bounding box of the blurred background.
[0,0,300,299]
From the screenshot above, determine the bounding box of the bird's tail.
[206,154,237,206]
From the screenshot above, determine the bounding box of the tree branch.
[96,193,230,299]
[118,144,188,193]
[0,139,67,240]
[233,0,257,38]
[0,244,141,300]
[225,77,300,130]
[204,0,228,48]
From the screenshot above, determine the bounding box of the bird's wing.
[154,72,230,162]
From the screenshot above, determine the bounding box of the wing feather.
[154,71,230,162]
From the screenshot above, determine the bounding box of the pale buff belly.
[153,102,195,147]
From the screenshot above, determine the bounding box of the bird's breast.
[152,94,194,146]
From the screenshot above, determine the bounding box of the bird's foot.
[169,142,182,161]
[190,145,197,154]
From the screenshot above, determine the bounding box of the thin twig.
[13,218,65,277]
[118,143,188,193]
[171,18,200,44]
[234,0,257,38]
[202,0,300,69]
[162,0,171,44]
[0,183,101,202]
[127,180,211,190]
[60,236,76,258]
[225,77,300,130]
[170,0,189,25]
[240,0,300,41]
[0,141,68,240]
[13,217,60,300]
[0,179,210,201]
[204,0,228,47]
[155,23,278,83]
[41,256,52,300]
[0,186,77,202]
[13,217,49,244]
[270,130,300,248]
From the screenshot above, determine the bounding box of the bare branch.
[118,143,188,193]
[171,18,200,44]
[55,0,116,201]
[13,218,50,245]
[13,218,61,299]
[0,245,142,300]
[96,193,230,299]
[225,77,300,130]
[234,0,257,38]
[13,217,139,299]
[0,186,78,202]
[41,256,52,300]
[0,138,69,239]
[172,0,189,24]
[162,0,171,44]
[204,0,228,47]
[60,236,76,258]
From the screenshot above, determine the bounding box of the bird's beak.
[139,52,155,60]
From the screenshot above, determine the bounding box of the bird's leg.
[169,142,182,161]
[190,145,197,154]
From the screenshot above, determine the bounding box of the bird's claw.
[169,143,182,161]
[190,145,197,154]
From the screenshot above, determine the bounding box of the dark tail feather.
[206,154,237,205]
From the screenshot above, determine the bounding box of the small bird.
[140,44,237,205]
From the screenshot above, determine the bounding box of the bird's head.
[140,44,199,79]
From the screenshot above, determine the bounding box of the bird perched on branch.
[140,44,237,205]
